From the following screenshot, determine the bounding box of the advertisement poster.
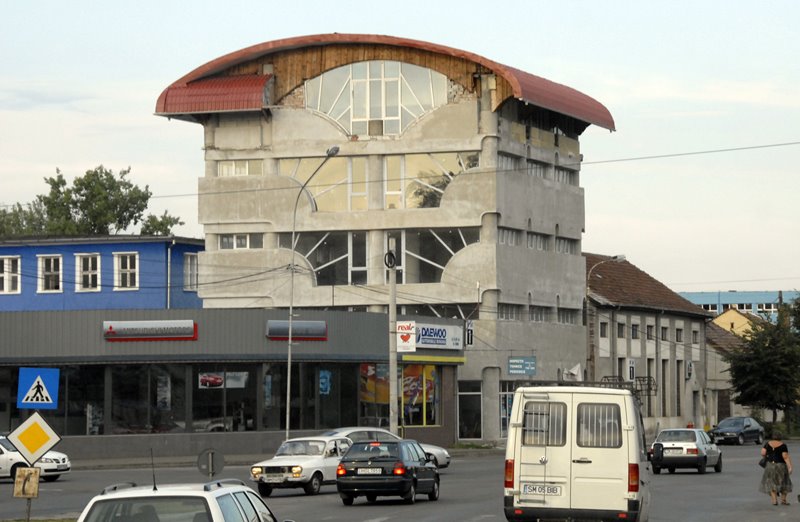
[263,375,272,407]
[319,370,332,396]
[156,375,171,410]
[359,363,388,404]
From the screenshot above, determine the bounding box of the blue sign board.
[508,356,537,376]
[17,367,60,410]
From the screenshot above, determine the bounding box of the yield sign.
[6,412,61,466]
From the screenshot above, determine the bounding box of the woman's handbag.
[759,456,768,468]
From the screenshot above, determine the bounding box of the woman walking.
[759,431,793,505]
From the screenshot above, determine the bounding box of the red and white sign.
[397,321,416,353]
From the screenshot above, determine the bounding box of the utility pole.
[386,238,399,435]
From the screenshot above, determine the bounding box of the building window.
[217,159,262,177]
[529,306,550,322]
[458,381,482,439]
[381,152,479,210]
[557,308,579,325]
[38,255,62,292]
[219,234,263,250]
[402,365,441,427]
[184,253,198,292]
[617,322,625,338]
[500,381,524,438]
[305,60,448,136]
[701,304,718,313]
[553,167,576,185]
[646,325,654,341]
[114,253,138,290]
[661,326,668,341]
[0,256,20,294]
[498,228,521,246]
[555,237,578,255]
[381,228,479,284]
[527,160,547,179]
[499,304,523,321]
[279,156,370,212]
[599,322,608,338]
[526,232,550,251]
[631,324,640,340]
[692,330,699,344]
[75,254,100,292]
[676,328,684,343]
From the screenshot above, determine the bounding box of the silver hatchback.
[649,428,722,474]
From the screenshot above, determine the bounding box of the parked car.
[250,436,351,497]
[0,435,71,482]
[322,426,451,468]
[708,416,765,445]
[77,479,293,522]
[336,439,439,505]
[649,428,722,474]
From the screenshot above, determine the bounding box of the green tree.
[140,211,184,236]
[723,303,800,423]
[0,165,182,237]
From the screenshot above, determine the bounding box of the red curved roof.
[156,33,614,131]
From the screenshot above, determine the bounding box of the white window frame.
[0,256,21,295]
[184,253,198,292]
[217,159,261,177]
[74,253,101,293]
[113,252,139,291]
[219,233,262,250]
[37,254,62,293]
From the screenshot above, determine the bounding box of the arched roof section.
[156,33,614,131]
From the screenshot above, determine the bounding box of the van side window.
[522,401,566,446]
[577,403,622,448]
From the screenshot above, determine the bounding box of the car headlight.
[250,467,263,479]
[40,457,55,463]
[291,466,303,477]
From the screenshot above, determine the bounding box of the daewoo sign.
[103,320,198,342]
[415,323,462,350]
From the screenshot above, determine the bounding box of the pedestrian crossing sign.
[17,367,60,410]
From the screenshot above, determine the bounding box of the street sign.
[6,412,61,466]
[17,367,59,410]
[508,356,537,376]
[197,448,225,478]
[466,320,474,346]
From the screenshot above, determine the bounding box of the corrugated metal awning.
[155,75,271,116]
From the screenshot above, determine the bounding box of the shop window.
[458,381,482,439]
[359,363,390,427]
[36,366,105,436]
[110,365,186,434]
[402,364,440,427]
[193,365,257,432]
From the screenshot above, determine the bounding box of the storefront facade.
[0,309,462,460]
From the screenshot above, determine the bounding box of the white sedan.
[323,426,451,468]
[250,436,352,497]
[0,435,71,481]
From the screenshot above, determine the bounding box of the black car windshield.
[345,442,400,459]
[718,418,744,428]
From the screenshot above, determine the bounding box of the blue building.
[0,236,204,311]
[679,290,799,321]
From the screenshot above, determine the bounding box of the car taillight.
[628,463,639,493]
[393,462,406,475]
[687,448,698,455]
[504,459,514,488]
[336,463,346,476]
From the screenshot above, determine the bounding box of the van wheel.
[668,467,676,474]
[653,466,661,475]
[714,455,723,473]
[257,483,273,497]
[697,458,706,474]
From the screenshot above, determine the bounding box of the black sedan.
[336,440,440,505]
[709,416,764,445]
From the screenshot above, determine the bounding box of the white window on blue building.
[114,252,138,290]
[184,253,198,292]
[37,255,62,292]
[0,256,20,294]
[75,253,101,292]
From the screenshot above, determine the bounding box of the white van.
[503,386,651,521]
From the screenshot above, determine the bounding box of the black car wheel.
[42,475,60,482]
[303,473,322,495]
[653,466,661,475]
[366,494,377,503]
[404,482,416,504]
[257,483,273,497]
[756,433,764,445]
[697,458,706,474]
[714,454,723,473]
[668,467,676,474]
[737,434,745,445]
[428,477,440,501]
[341,494,354,506]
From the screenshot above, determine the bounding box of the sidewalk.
[70,446,505,470]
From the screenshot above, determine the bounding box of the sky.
[2,1,798,293]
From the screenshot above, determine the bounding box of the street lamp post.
[585,254,625,381]
[285,146,339,440]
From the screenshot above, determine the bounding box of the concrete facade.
[157,34,615,444]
